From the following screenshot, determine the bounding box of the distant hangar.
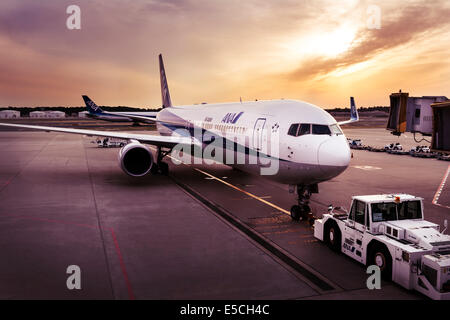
[0,110,20,118]
[30,111,66,118]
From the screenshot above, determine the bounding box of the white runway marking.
[433,165,450,210]
[352,165,382,171]
[151,147,291,215]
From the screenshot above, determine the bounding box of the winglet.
[338,97,359,125]
[159,54,173,108]
[350,97,359,122]
[82,95,103,115]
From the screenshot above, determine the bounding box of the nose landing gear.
[290,184,318,224]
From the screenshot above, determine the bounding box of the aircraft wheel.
[159,162,169,175]
[150,163,159,175]
[301,204,311,220]
[290,205,301,221]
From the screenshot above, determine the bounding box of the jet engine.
[118,141,154,177]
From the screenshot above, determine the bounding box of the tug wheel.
[369,244,392,281]
[325,222,341,252]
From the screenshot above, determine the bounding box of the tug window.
[398,201,422,220]
[312,124,331,135]
[288,124,299,136]
[350,200,366,225]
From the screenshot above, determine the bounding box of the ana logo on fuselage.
[222,112,244,124]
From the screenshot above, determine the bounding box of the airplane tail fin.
[159,54,173,108]
[82,95,103,114]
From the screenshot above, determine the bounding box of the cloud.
[0,0,449,107]
[288,1,450,81]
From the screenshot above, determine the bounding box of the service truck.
[314,194,450,300]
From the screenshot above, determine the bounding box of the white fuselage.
[156,99,351,185]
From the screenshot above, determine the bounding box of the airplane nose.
[317,137,351,179]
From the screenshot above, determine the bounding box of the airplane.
[82,95,158,125]
[81,56,170,124]
[0,54,359,221]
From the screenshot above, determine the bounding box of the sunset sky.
[1,0,450,109]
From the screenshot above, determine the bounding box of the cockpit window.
[289,123,334,136]
[329,124,343,135]
[312,124,331,135]
[288,124,299,136]
[298,124,311,136]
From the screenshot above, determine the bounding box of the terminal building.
[0,110,21,118]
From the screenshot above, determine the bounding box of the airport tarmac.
[0,128,448,300]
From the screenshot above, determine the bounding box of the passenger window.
[288,124,299,137]
[298,124,311,136]
[312,124,331,135]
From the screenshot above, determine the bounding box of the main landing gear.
[290,184,318,224]
[151,146,171,175]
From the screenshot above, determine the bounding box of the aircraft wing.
[337,97,359,125]
[0,123,197,148]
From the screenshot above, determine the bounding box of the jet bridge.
[387,91,447,136]
[431,101,450,153]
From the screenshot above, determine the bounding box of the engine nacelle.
[118,142,154,177]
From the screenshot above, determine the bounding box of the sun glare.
[284,26,357,58]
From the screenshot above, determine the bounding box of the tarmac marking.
[0,177,14,189]
[432,165,450,209]
[110,229,136,300]
[84,141,135,300]
[153,148,293,216]
[352,165,382,171]
[193,168,291,215]
[157,146,293,215]
[231,195,273,200]
[0,136,57,194]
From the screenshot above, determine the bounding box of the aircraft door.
[343,200,366,263]
[253,118,266,152]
